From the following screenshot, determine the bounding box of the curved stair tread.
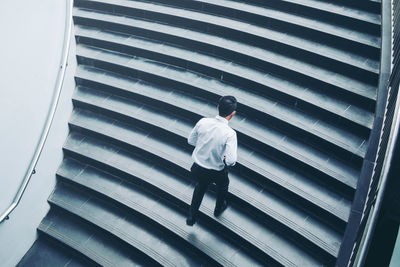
[236,148,351,223]
[38,210,152,266]
[71,85,352,223]
[153,0,381,51]
[75,102,347,236]
[58,147,297,266]
[75,25,375,130]
[18,238,93,267]
[75,45,367,163]
[74,53,361,189]
[73,81,358,195]
[73,8,378,101]
[49,184,214,267]
[73,42,371,160]
[67,105,344,257]
[216,0,379,25]
[81,0,380,56]
[60,137,329,266]
[74,65,359,192]
[281,0,381,24]
[61,139,262,267]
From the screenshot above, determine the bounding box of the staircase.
[19,0,382,266]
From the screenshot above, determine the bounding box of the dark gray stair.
[246,0,382,22]
[146,0,381,44]
[67,105,343,257]
[18,237,94,267]
[48,181,217,267]
[60,131,330,266]
[71,80,352,228]
[72,6,378,111]
[71,7,375,163]
[75,25,374,134]
[72,68,352,224]
[72,30,372,187]
[59,138,287,266]
[37,207,157,266]
[22,0,382,266]
[75,45,361,192]
[74,0,380,85]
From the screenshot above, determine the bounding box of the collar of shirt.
[215,115,229,124]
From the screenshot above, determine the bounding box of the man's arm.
[224,131,237,166]
[188,120,200,146]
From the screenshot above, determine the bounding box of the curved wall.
[0,1,75,266]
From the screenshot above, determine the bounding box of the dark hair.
[218,95,237,117]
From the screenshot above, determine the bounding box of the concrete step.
[74,46,369,166]
[75,47,361,191]
[61,132,332,266]
[145,0,381,39]
[57,152,284,266]
[75,25,374,133]
[72,75,353,225]
[73,7,378,110]
[75,0,381,76]
[239,0,381,23]
[49,181,217,267]
[67,106,344,258]
[18,236,95,267]
[37,207,158,266]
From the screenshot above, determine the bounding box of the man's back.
[188,116,237,171]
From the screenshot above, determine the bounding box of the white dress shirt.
[188,116,237,171]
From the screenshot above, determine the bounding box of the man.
[186,95,238,226]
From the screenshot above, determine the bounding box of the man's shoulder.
[220,122,236,136]
[198,117,215,124]
[226,126,236,136]
[198,117,236,133]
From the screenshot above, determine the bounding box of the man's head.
[218,95,237,120]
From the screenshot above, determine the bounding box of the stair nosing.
[71,94,351,223]
[74,25,375,131]
[281,0,381,25]
[61,139,325,266]
[67,106,345,256]
[38,221,114,266]
[79,0,381,50]
[73,8,378,101]
[74,45,369,162]
[48,190,187,267]
[57,155,284,267]
[74,53,361,189]
[74,46,369,158]
[168,0,381,27]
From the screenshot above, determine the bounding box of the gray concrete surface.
[0,1,76,266]
[389,225,400,267]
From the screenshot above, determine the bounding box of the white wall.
[0,1,76,266]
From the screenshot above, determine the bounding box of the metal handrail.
[0,0,74,223]
[336,0,393,265]
[355,84,400,266]
[353,0,400,264]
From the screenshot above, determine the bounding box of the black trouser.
[188,163,229,218]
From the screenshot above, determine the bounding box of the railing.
[0,0,74,223]
[337,0,400,266]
